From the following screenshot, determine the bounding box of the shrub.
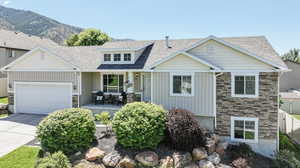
[35,151,71,168]
[37,108,96,154]
[275,149,300,168]
[95,111,111,125]
[228,143,255,160]
[112,102,167,149]
[166,108,205,151]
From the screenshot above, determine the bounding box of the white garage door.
[15,82,73,114]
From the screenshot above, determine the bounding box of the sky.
[1,0,299,54]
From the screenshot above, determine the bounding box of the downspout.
[277,71,283,152]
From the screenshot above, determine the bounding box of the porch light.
[8,83,12,89]
[73,85,77,90]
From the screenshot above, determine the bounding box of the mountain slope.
[0,5,83,44]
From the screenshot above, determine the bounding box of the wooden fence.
[0,78,8,98]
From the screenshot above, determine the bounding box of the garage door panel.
[15,83,72,114]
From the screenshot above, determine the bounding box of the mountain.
[0,5,83,44]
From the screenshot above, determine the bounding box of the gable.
[155,54,211,70]
[187,40,274,70]
[6,48,76,71]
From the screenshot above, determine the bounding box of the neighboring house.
[280,91,300,114]
[280,60,300,92]
[1,35,288,157]
[0,29,58,97]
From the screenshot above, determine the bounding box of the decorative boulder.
[117,156,136,168]
[160,156,174,168]
[85,147,106,161]
[206,140,216,154]
[135,151,159,167]
[192,148,208,160]
[211,134,220,144]
[185,162,199,168]
[173,152,193,168]
[102,152,122,167]
[216,142,229,156]
[199,160,215,168]
[231,157,248,168]
[207,152,221,165]
[74,159,106,168]
[216,164,232,168]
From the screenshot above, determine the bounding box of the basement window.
[231,117,258,143]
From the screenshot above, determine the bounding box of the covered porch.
[79,71,151,113]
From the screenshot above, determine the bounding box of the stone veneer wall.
[215,72,278,140]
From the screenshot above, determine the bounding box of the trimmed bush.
[37,108,96,154]
[275,149,300,168]
[166,108,205,151]
[229,143,255,160]
[112,102,167,149]
[35,151,71,168]
[95,111,111,125]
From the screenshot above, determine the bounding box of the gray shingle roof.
[39,36,287,71]
[0,29,58,50]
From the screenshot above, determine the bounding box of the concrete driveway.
[0,114,45,157]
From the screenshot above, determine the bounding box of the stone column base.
[127,93,135,104]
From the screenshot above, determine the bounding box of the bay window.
[103,74,124,93]
[114,54,121,61]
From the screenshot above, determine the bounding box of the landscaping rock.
[117,155,136,168]
[73,159,106,168]
[199,160,215,168]
[102,152,122,167]
[173,152,192,168]
[207,152,221,165]
[231,157,248,168]
[211,134,220,144]
[85,147,106,161]
[216,164,232,168]
[192,147,208,160]
[185,162,199,168]
[160,156,174,168]
[135,151,159,167]
[206,140,216,154]
[216,142,229,156]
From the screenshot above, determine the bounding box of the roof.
[0,29,58,50]
[280,91,300,99]
[5,35,287,71]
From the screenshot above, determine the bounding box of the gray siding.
[8,71,80,94]
[152,72,214,116]
[0,47,28,68]
[80,72,93,105]
[280,61,300,91]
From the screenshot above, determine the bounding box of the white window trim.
[231,116,259,143]
[170,72,194,97]
[101,72,126,95]
[231,72,259,98]
[103,52,135,64]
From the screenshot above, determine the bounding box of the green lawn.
[0,114,8,118]
[0,97,8,104]
[0,146,40,168]
[292,114,300,120]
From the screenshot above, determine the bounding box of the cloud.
[2,0,11,5]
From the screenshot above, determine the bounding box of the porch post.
[127,72,135,103]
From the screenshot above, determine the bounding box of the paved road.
[0,114,45,157]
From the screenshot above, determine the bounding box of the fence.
[279,109,300,144]
[0,78,8,98]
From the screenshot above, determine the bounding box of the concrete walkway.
[0,114,45,157]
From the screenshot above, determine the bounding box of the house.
[1,35,288,157]
[280,60,300,114]
[0,29,58,97]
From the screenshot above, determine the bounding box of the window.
[170,73,193,96]
[7,49,16,58]
[104,54,111,61]
[232,73,259,98]
[124,53,131,61]
[103,74,124,93]
[114,54,121,61]
[231,117,258,143]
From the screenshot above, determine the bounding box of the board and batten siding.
[7,71,80,94]
[152,72,214,117]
